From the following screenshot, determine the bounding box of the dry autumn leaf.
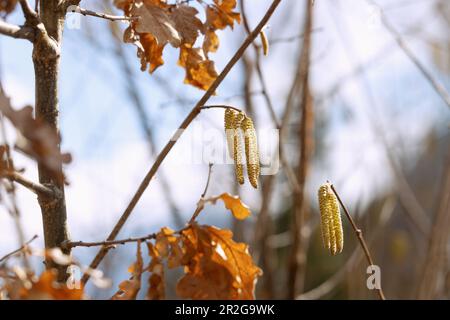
[146,242,165,299]
[111,242,143,300]
[176,224,261,300]
[218,193,251,220]
[115,0,241,90]
[0,90,71,184]
[131,1,181,47]
[20,269,84,300]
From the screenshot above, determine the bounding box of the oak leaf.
[146,242,165,299]
[131,1,181,47]
[21,270,84,300]
[111,242,143,300]
[218,193,251,220]
[170,5,204,46]
[178,45,218,90]
[176,224,261,300]
[0,90,71,184]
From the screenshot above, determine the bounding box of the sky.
[0,0,449,297]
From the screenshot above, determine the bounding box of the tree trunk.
[32,0,70,282]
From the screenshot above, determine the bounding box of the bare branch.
[0,235,38,264]
[18,0,38,21]
[69,6,138,22]
[2,171,55,197]
[64,233,157,249]
[81,0,283,285]
[0,19,35,41]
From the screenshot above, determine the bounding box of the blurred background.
[0,0,449,299]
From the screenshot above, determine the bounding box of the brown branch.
[64,234,157,249]
[330,183,386,300]
[18,0,38,21]
[369,0,450,109]
[0,19,35,41]
[3,171,55,197]
[70,6,138,22]
[201,105,243,113]
[0,235,38,263]
[81,0,283,285]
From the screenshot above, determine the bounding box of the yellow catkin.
[224,108,236,158]
[242,116,260,189]
[318,183,344,255]
[318,185,331,250]
[260,30,269,56]
[233,112,245,185]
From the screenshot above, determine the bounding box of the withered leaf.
[21,269,84,300]
[0,90,71,184]
[170,5,204,46]
[146,242,165,300]
[131,1,181,47]
[206,0,241,31]
[218,193,251,220]
[178,45,218,91]
[111,242,143,300]
[176,224,261,300]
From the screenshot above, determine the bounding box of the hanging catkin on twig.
[242,116,260,188]
[223,109,260,188]
[233,112,245,185]
[318,183,344,255]
[224,108,236,158]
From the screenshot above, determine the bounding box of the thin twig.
[64,233,157,249]
[201,105,242,113]
[70,6,138,22]
[368,0,450,109]
[3,171,55,197]
[330,183,386,300]
[0,235,38,263]
[81,0,283,285]
[201,163,214,198]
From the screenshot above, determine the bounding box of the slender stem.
[81,0,283,285]
[201,105,242,113]
[330,183,386,300]
[201,163,214,198]
[70,6,138,22]
[65,234,157,249]
[3,171,55,197]
[0,235,38,263]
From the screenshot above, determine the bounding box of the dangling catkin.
[224,108,236,158]
[242,116,260,189]
[260,30,269,56]
[318,183,344,255]
[233,112,245,185]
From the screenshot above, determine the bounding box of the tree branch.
[81,0,283,285]
[18,0,38,21]
[0,234,38,263]
[330,183,386,300]
[0,19,35,41]
[69,6,138,22]
[2,171,56,197]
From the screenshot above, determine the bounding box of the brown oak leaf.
[111,242,143,300]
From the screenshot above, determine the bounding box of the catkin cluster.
[318,183,344,255]
[224,109,260,188]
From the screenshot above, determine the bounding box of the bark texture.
[32,0,70,281]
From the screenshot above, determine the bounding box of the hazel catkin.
[233,112,245,185]
[242,116,260,189]
[318,183,344,255]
